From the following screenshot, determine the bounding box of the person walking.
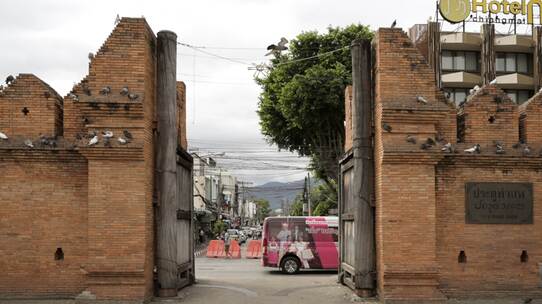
[224,231,231,258]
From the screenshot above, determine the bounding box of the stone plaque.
[465,182,533,224]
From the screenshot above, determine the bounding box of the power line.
[178,42,252,66]
[274,46,350,67]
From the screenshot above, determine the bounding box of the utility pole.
[351,39,375,296]
[156,30,179,297]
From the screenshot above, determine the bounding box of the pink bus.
[261,216,339,274]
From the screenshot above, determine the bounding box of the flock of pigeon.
[401,132,534,156]
[67,83,139,102]
[0,129,133,149]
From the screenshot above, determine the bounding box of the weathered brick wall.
[0,74,63,138]
[371,27,542,302]
[436,165,542,298]
[519,92,542,144]
[0,155,88,298]
[460,85,519,147]
[0,17,162,301]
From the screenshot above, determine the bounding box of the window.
[444,88,470,106]
[441,51,480,72]
[504,90,533,104]
[496,52,532,75]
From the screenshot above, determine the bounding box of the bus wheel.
[281,256,300,274]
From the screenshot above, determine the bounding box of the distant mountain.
[247,180,305,210]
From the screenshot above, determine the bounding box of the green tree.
[254,199,272,222]
[212,220,226,237]
[257,24,373,188]
[289,194,304,216]
[289,180,338,216]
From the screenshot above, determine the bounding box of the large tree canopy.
[256,24,373,186]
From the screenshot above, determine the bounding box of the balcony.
[441,71,482,88]
[441,32,482,51]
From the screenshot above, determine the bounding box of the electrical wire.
[178,42,252,66]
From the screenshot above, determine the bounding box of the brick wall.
[460,85,519,147]
[370,27,542,302]
[0,155,88,298]
[0,17,165,301]
[0,74,63,138]
[519,92,542,144]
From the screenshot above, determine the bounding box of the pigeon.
[40,135,50,146]
[114,14,121,25]
[68,93,79,101]
[128,93,139,101]
[512,142,522,149]
[473,85,480,92]
[100,86,111,95]
[5,75,14,85]
[265,37,289,56]
[88,135,99,146]
[120,87,129,96]
[118,137,128,145]
[495,142,506,154]
[441,143,452,153]
[103,137,111,148]
[406,135,416,144]
[24,139,34,148]
[421,143,432,150]
[0,132,7,140]
[523,146,531,156]
[88,52,94,61]
[382,123,392,133]
[416,96,428,104]
[123,130,133,140]
[490,78,497,85]
[391,20,397,28]
[464,144,481,154]
[102,131,114,138]
[426,138,436,146]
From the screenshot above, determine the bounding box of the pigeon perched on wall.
[406,135,416,144]
[265,37,288,56]
[495,143,506,154]
[68,93,79,102]
[5,75,14,85]
[118,137,128,145]
[523,146,531,156]
[102,131,114,138]
[88,52,94,61]
[114,14,121,25]
[441,143,453,153]
[464,144,481,154]
[120,87,129,96]
[416,96,428,104]
[490,79,497,85]
[426,138,436,146]
[88,135,99,146]
[24,139,34,148]
[100,86,111,95]
[0,132,7,140]
[123,130,133,140]
[391,20,397,28]
[128,93,139,101]
[421,143,432,150]
[382,123,392,133]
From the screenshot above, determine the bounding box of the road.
[152,256,364,304]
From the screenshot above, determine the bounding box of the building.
[409,22,541,105]
[0,18,192,301]
[342,26,542,302]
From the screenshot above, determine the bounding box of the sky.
[0,0,442,185]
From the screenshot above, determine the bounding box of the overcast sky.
[0,0,442,185]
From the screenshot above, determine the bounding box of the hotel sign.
[439,0,542,24]
[465,182,533,224]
